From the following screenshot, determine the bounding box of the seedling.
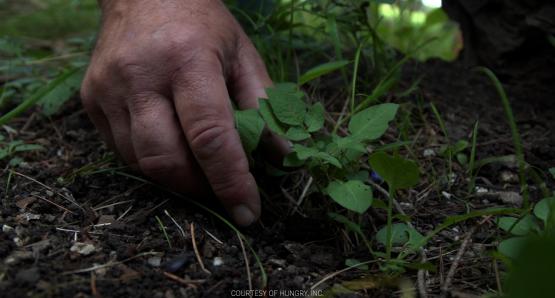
[156,216,172,248]
[0,135,44,166]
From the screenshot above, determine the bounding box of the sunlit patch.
[422,0,442,7]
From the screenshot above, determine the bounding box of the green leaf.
[424,7,448,27]
[304,102,325,132]
[327,212,365,236]
[456,153,468,165]
[8,140,23,153]
[14,144,44,152]
[371,199,388,210]
[293,144,342,168]
[0,67,84,126]
[298,60,350,86]
[376,223,427,246]
[349,103,398,140]
[37,80,72,116]
[393,214,412,222]
[9,157,23,167]
[499,235,538,259]
[373,141,416,152]
[327,180,372,213]
[234,109,265,167]
[258,98,289,136]
[345,170,369,182]
[0,148,8,159]
[283,152,305,167]
[550,168,555,179]
[496,216,532,236]
[345,259,368,270]
[504,237,555,297]
[293,144,318,160]
[0,135,4,141]
[265,87,307,126]
[368,151,420,190]
[316,153,342,168]
[327,135,367,157]
[453,140,468,154]
[534,196,555,224]
[265,165,288,177]
[274,82,304,99]
[285,126,310,141]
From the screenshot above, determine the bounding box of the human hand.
[81,0,291,226]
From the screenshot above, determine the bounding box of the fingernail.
[231,204,254,227]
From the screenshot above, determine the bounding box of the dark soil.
[1,57,554,298]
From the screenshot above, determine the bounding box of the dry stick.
[205,280,225,294]
[290,176,313,218]
[62,252,161,274]
[164,210,186,237]
[11,171,81,210]
[366,179,429,298]
[93,182,147,209]
[93,200,135,211]
[204,230,224,245]
[324,112,350,136]
[310,260,377,291]
[34,195,71,213]
[190,222,209,274]
[439,223,481,298]
[493,258,503,296]
[237,231,253,297]
[163,271,198,289]
[116,204,134,221]
[90,272,98,296]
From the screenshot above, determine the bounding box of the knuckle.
[138,154,183,177]
[188,121,233,162]
[210,173,245,199]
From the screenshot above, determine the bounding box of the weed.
[0,135,44,166]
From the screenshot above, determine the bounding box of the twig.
[90,272,98,296]
[34,195,72,213]
[204,230,224,245]
[493,258,503,296]
[165,210,186,237]
[205,280,224,294]
[92,183,146,209]
[116,204,133,221]
[163,271,199,289]
[439,223,480,298]
[11,171,81,210]
[62,252,161,274]
[93,200,135,211]
[237,231,253,297]
[191,223,210,274]
[310,260,377,291]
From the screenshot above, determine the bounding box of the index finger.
[172,55,260,227]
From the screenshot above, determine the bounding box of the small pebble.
[148,256,162,267]
[70,243,95,256]
[213,257,224,266]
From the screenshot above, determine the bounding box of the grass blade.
[327,12,349,87]
[472,67,528,208]
[156,216,172,248]
[0,66,83,126]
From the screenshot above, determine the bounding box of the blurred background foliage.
[0,0,460,110]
